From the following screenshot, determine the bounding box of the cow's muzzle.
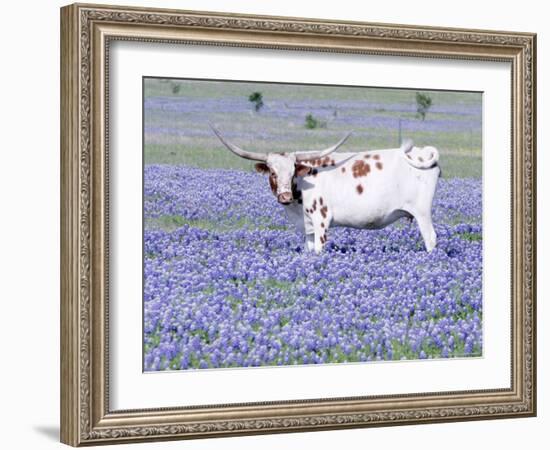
[277,192,293,204]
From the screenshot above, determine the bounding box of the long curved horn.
[209,124,268,162]
[294,131,353,162]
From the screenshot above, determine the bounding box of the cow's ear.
[255,163,269,174]
[295,164,312,177]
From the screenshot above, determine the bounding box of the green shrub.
[248,92,264,112]
[305,113,327,129]
[416,92,432,120]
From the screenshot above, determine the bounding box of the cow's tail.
[401,139,439,169]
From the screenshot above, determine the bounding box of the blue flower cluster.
[144,165,483,371]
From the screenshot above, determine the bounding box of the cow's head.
[210,125,351,205]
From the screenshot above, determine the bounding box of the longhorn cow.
[211,126,440,254]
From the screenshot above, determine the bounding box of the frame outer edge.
[528,33,536,416]
[533,34,537,416]
[61,2,537,445]
[61,3,81,447]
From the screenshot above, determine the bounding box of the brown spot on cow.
[320,235,325,244]
[341,167,346,173]
[319,197,324,206]
[331,159,336,166]
[373,154,380,160]
[375,162,383,170]
[356,184,364,194]
[320,206,328,219]
[255,163,269,174]
[321,222,325,228]
[364,154,371,159]
[430,152,434,159]
[418,156,424,163]
[406,153,412,159]
[294,164,311,177]
[352,160,371,178]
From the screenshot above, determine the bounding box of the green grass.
[145,214,291,233]
[146,215,219,231]
[144,78,482,179]
[263,278,295,291]
[145,78,481,105]
[440,153,482,179]
[457,231,483,242]
[144,142,481,179]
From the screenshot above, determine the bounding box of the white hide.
[266,153,297,196]
[285,144,440,254]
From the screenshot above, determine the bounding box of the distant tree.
[305,113,327,129]
[248,92,264,112]
[415,92,433,121]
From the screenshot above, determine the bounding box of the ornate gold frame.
[60,2,536,446]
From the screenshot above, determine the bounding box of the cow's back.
[306,148,438,229]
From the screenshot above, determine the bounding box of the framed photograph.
[60,3,536,446]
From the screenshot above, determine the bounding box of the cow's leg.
[303,213,316,253]
[302,196,331,253]
[313,227,328,254]
[305,234,315,251]
[312,207,331,254]
[413,211,437,252]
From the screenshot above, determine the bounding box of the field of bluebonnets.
[143,78,483,371]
